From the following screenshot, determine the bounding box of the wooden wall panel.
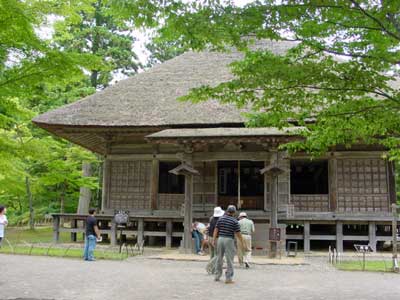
[108,160,152,210]
[158,194,184,210]
[337,158,389,212]
[193,161,217,209]
[291,195,329,212]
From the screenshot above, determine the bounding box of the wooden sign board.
[269,227,281,241]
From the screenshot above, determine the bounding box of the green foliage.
[53,0,141,89]
[135,0,400,161]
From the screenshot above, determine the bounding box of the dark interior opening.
[310,240,336,251]
[310,224,336,235]
[218,160,264,210]
[343,224,368,236]
[290,160,329,194]
[286,224,304,235]
[159,161,185,194]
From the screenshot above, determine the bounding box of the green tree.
[53,0,141,89]
[129,0,400,161]
[0,0,100,225]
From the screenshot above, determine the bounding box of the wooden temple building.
[33,40,397,253]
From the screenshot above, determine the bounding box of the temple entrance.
[217,160,264,210]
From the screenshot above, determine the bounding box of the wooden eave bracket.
[260,164,288,176]
[169,163,200,176]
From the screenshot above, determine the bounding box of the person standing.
[237,212,255,269]
[213,205,245,284]
[83,208,100,261]
[0,206,8,247]
[206,207,224,274]
[192,222,206,255]
[208,206,224,259]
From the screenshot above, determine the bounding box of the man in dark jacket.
[83,208,100,261]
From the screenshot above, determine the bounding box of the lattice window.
[109,161,151,210]
[337,159,389,212]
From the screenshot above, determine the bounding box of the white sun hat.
[239,212,248,218]
[213,206,225,217]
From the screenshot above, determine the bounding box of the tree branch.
[348,0,400,41]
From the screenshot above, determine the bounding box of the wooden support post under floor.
[166,220,173,248]
[137,218,144,246]
[304,222,310,253]
[110,221,117,246]
[70,219,77,242]
[53,215,60,243]
[336,221,343,253]
[369,222,377,252]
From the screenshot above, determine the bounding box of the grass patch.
[336,260,395,272]
[5,226,80,244]
[0,244,130,260]
[0,226,133,260]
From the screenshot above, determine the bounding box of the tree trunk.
[25,176,34,230]
[77,162,92,214]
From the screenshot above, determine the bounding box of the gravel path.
[1,254,399,300]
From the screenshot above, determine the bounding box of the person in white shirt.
[0,206,8,246]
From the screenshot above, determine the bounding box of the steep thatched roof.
[33,40,295,128]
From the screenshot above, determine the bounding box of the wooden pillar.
[166,220,173,248]
[263,171,268,211]
[70,219,77,242]
[53,215,60,243]
[137,218,144,246]
[392,204,399,272]
[369,222,377,252]
[388,161,396,205]
[183,174,194,253]
[237,160,241,209]
[101,158,111,212]
[304,222,310,253]
[110,220,117,246]
[336,221,343,253]
[150,159,159,210]
[329,158,337,211]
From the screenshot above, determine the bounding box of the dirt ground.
[1,254,400,300]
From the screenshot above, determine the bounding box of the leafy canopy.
[128,0,400,159]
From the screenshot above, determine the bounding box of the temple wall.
[108,160,152,210]
[336,158,390,212]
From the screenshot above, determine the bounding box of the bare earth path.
[1,254,399,300]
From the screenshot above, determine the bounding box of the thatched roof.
[33,40,295,128]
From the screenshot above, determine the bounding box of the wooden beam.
[193,151,271,161]
[292,151,387,160]
[387,161,397,205]
[53,215,60,243]
[182,174,194,253]
[137,218,144,246]
[329,158,338,211]
[336,222,343,253]
[166,220,173,248]
[150,159,159,210]
[110,221,117,246]
[107,154,177,161]
[101,158,111,211]
[369,222,377,252]
[304,222,310,253]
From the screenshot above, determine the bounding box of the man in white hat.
[238,211,255,268]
